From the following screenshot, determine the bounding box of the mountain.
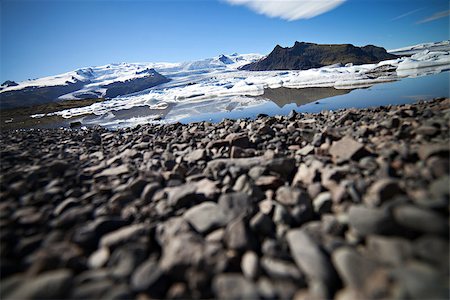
[240,42,398,71]
[0,53,263,110]
[0,67,169,109]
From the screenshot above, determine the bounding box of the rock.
[393,204,448,235]
[364,179,403,207]
[332,247,378,288]
[276,186,309,206]
[97,165,129,177]
[218,192,253,221]
[183,201,228,234]
[224,217,251,251]
[100,224,147,248]
[367,236,412,266]
[156,217,191,246]
[88,247,110,269]
[166,184,198,209]
[141,182,160,202]
[72,217,129,247]
[347,205,393,235]
[71,280,113,299]
[255,175,284,190]
[286,228,336,286]
[225,133,250,148]
[131,259,166,295]
[417,143,449,160]
[6,269,73,300]
[393,261,448,299]
[329,136,371,161]
[250,212,275,237]
[107,244,147,278]
[160,233,204,273]
[185,149,207,163]
[54,197,79,216]
[313,192,333,215]
[413,235,449,267]
[297,144,315,156]
[241,251,259,280]
[260,256,303,282]
[213,274,259,299]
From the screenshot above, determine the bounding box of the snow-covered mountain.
[0,53,263,109]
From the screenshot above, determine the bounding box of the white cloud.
[223,0,346,21]
[417,10,450,24]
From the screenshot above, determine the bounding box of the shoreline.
[0,98,449,299]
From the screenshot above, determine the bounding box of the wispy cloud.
[417,10,450,24]
[223,0,346,21]
[391,8,423,21]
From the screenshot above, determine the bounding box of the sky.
[1,0,449,82]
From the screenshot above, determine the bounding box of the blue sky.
[1,0,449,82]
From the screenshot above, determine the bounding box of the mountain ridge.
[240,41,398,71]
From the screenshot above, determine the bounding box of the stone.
[88,247,110,269]
[100,224,147,248]
[97,165,129,177]
[241,251,259,280]
[6,269,73,300]
[255,175,284,190]
[156,217,191,246]
[393,204,448,235]
[108,244,147,278]
[297,144,315,156]
[224,217,251,251]
[141,182,160,202]
[329,136,370,161]
[347,205,393,235]
[54,197,79,216]
[218,192,253,221]
[183,201,228,234]
[260,256,303,282]
[417,143,449,160]
[364,179,403,207]
[286,228,336,286]
[250,212,275,237]
[72,217,129,248]
[276,186,309,206]
[185,149,207,163]
[332,247,378,288]
[131,259,166,295]
[367,236,412,266]
[213,274,259,299]
[71,280,113,299]
[313,192,333,215]
[166,184,199,209]
[225,133,250,148]
[413,235,449,267]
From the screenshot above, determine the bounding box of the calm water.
[180,71,449,123]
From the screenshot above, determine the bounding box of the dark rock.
[348,205,394,235]
[6,269,73,300]
[276,186,309,206]
[218,192,253,221]
[329,136,371,161]
[224,217,252,251]
[393,204,448,235]
[213,274,259,299]
[250,212,276,237]
[183,201,228,234]
[100,224,147,248]
[364,179,403,207]
[367,236,412,266]
[286,228,337,287]
[260,256,304,282]
[131,259,167,295]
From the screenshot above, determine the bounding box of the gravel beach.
[1,98,449,299]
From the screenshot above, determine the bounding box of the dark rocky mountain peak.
[1,80,18,87]
[218,54,234,64]
[241,41,398,71]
